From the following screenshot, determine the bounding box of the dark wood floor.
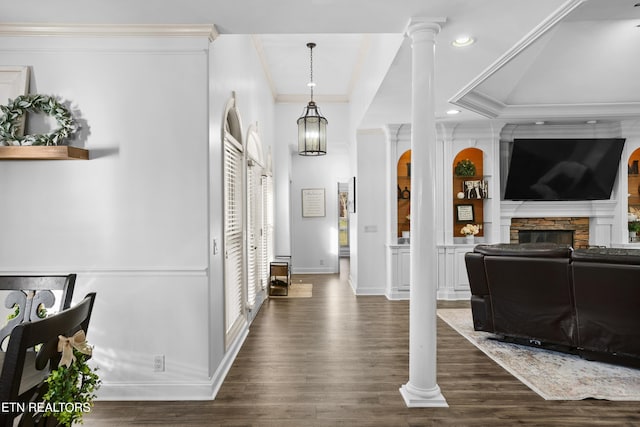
[85,263,640,426]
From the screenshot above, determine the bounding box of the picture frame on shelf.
[0,66,30,139]
[456,204,475,222]
[463,179,488,199]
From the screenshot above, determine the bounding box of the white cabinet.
[436,244,473,300]
[387,244,410,300]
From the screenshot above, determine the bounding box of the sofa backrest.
[483,252,576,347]
[571,248,640,357]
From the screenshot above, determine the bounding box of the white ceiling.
[1,0,637,127]
[450,0,640,123]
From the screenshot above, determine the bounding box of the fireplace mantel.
[500,200,617,247]
[501,200,617,218]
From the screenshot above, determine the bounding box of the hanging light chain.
[307,42,316,102]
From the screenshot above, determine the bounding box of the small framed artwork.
[0,66,29,137]
[456,204,475,222]
[347,176,356,213]
[462,180,488,199]
[302,188,326,217]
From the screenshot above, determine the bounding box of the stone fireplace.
[510,217,589,248]
[500,200,617,248]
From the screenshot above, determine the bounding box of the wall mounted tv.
[504,138,625,201]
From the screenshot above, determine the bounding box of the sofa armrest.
[465,252,490,296]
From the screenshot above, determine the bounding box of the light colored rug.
[269,283,312,298]
[437,308,640,401]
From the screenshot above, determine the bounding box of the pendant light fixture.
[297,42,327,156]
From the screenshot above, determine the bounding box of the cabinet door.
[398,250,411,290]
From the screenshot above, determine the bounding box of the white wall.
[0,30,213,399]
[208,34,276,382]
[275,102,350,273]
[0,29,275,401]
[347,34,404,289]
[351,129,388,294]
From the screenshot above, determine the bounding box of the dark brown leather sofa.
[465,243,640,368]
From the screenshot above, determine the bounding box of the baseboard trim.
[96,327,250,401]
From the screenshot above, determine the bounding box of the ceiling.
[1,0,638,127]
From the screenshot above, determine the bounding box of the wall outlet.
[153,355,165,372]
[319,259,324,265]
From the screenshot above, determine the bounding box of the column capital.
[405,17,446,40]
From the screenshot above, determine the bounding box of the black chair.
[0,292,96,427]
[0,275,76,350]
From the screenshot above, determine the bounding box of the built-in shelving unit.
[452,147,486,239]
[0,146,89,160]
[397,150,411,238]
[628,148,640,243]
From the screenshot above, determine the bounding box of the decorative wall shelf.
[0,146,89,160]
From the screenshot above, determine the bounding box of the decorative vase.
[465,235,475,244]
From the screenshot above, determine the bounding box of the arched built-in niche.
[397,150,411,238]
[628,148,640,242]
[452,147,486,239]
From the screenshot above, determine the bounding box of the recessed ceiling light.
[446,109,461,115]
[452,36,475,48]
[586,120,597,124]
[535,121,545,125]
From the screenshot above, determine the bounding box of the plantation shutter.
[262,174,274,287]
[246,161,258,308]
[224,134,245,347]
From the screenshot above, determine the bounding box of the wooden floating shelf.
[0,146,89,160]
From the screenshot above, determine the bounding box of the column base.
[400,382,448,408]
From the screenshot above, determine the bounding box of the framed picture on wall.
[302,188,326,217]
[456,204,474,222]
[347,176,356,213]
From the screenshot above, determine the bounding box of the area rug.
[437,308,640,401]
[269,283,312,298]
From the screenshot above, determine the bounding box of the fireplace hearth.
[518,229,574,246]
[510,217,589,248]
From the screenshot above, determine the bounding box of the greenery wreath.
[454,159,476,177]
[0,94,76,146]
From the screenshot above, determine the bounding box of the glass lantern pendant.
[298,42,327,156]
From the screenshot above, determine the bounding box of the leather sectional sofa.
[465,243,640,368]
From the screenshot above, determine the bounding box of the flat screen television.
[504,138,625,201]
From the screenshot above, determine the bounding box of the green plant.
[629,221,640,233]
[43,350,100,426]
[454,159,476,177]
[0,94,76,146]
[6,304,19,321]
[6,303,47,322]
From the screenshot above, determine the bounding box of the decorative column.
[400,17,448,408]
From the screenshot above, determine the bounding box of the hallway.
[86,269,640,426]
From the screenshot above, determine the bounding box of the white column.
[400,18,448,408]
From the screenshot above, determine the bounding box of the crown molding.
[0,23,218,41]
[251,35,277,102]
[499,102,640,121]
